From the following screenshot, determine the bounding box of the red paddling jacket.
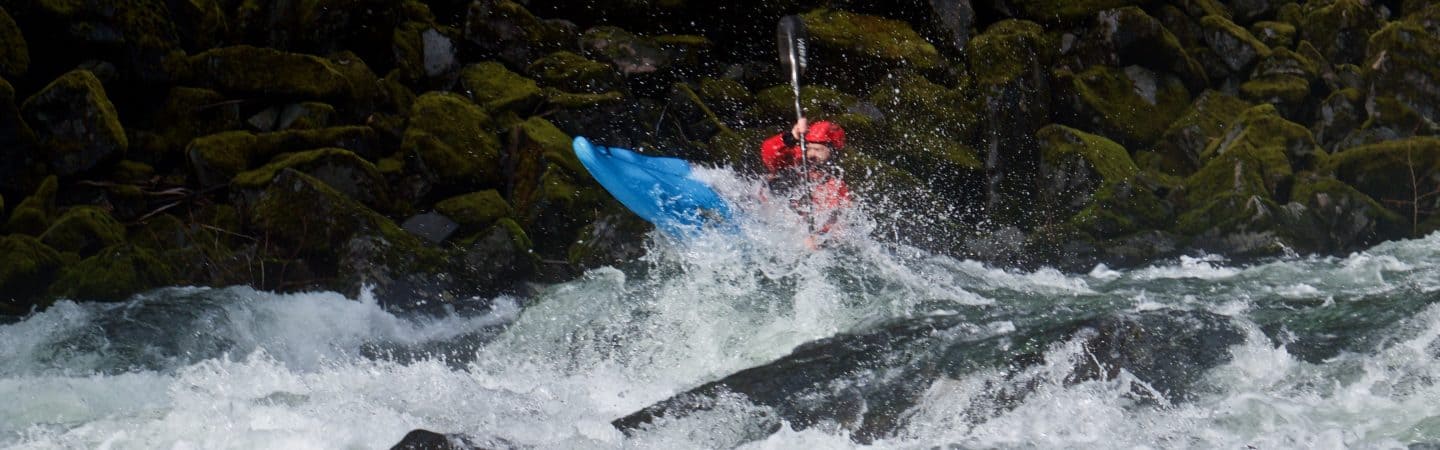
[759,121,851,232]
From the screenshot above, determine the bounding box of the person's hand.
[791,117,808,141]
[804,235,819,251]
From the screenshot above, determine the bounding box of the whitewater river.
[4,171,1440,449]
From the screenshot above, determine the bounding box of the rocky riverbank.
[2,0,1438,316]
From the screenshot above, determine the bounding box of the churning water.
[3,169,1440,449]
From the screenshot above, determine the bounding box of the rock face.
[3,0,1439,315]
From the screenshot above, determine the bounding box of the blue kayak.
[572,136,733,237]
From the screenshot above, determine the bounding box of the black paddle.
[777,15,815,232]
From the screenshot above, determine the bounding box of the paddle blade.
[777,15,808,76]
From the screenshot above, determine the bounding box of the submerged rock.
[21,69,128,176]
[614,309,1243,444]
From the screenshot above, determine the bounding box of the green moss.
[0,234,63,312]
[251,169,423,257]
[1240,75,1309,104]
[391,21,427,82]
[6,175,58,236]
[187,130,260,187]
[1300,0,1378,64]
[1323,137,1440,209]
[1182,147,1272,210]
[1009,0,1150,22]
[1200,15,1272,70]
[1038,124,1140,182]
[1156,91,1252,173]
[278,102,335,130]
[39,206,126,255]
[542,88,624,109]
[0,6,28,78]
[187,45,350,98]
[21,69,129,176]
[801,9,943,69]
[1203,104,1323,170]
[1363,20,1440,124]
[968,19,1051,86]
[1174,192,1282,235]
[48,244,176,301]
[697,78,752,115]
[136,86,238,161]
[1067,178,1171,238]
[400,92,501,187]
[521,116,580,175]
[752,85,858,123]
[232,147,387,207]
[113,160,156,183]
[1291,177,1405,235]
[1250,21,1296,48]
[1068,65,1192,147]
[1254,47,1319,78]
[436,190,511,228]
[526,51,618,94]
[461,62,544,114]
[869,73,978,141]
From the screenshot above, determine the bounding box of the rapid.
[3,168,1440,449]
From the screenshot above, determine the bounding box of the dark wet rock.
[26,0,182,82]
[1323,137,1440,225]
[231,148,390,210]
[5,175,57,236]
[928,0,976,52]
[658,83,733,160]
[460,62,543,115]
[250,168,417,257]
[187,126,379,187]
[614,309,1243,444]
[435,190,511,231]
[464,0,576,67]
[49,244,176,301]
[39,206,125,255]
[1249,20,1295,48]
[0,234,66,315]
[459,218,537,295]
[1288,176,1407,253]
[1036,124,1139,218]
[247,107,282,132]
[1153,91,1252,173]
[389,429,515,450]
[229,0,402,63]
[1364,14,1440,130]
[1057,64,1191,149]
[276,102,336,131]
[1299,0,1379,66]
[401,212,460,244]
[183,46,351,99]
[1088,7,1209,91]
[1229,0,1279,24]
[1313,88,1364,151]
[580,26,710,78]
[864,73,983,196]
[567,201,651,270]
[524,166,604,260]
[21,69,128,176]
[400,92,502,189]
[0,6,28,79]
[968,19,1053,214]
[128,87,242,166]
[393,21,461,86]
[1200,14,1271,73]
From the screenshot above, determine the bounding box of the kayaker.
[759,117,850,248]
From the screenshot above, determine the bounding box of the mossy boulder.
[21,69,128,176]
[250,168,428,261]
[188,126,379,187]
[464,0,576,67]
[1093,7,1209,90]
[968,19,1053,87]
[459,217,538,295]
[1000,0,1149,23]
[969,19,1054,212]
[1061,65,1191,148]
[1290,176,1407,251]
[1181,147,1273,212]
[526,166,604,257]
[0,234,65,314]
[1323,137,1440,218]
[1250,21,1296,48]
[1037,124,1141,217]
[400,92,502,188]
[1154,91,1252,173]
[868,73,979,144]
[660,83,732,155]
[1300,0,1379,65]
[31,0,182,82]
[130,87,243,165]
[274,102,335,130]
[1364,19,1440,129]
[461,62,544,115]
[6,175,58,236]
[436,190,511,230]
[232,148,390,210]
[392,21,460,84]
[526,51,621,95]
[39,206,126,255]
[541,88,626,109]
[185,46,351,98]
[567,200,651,270]
[0,6,28,79]
[1313,88,1364,151]
[580,26,710,78]
[751,85,859,128]
[1064,176,1174,242]
[49,244,177,301]
[1174,192,1308,258]
[1204,104,1323,171]
[1200,15,1271,72]
[1242,48,1318,110]
[799,8,943,85]
[697,77,753,117]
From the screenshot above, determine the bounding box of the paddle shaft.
[781,23,815,233]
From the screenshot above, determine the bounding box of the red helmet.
[805,121,846,150]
